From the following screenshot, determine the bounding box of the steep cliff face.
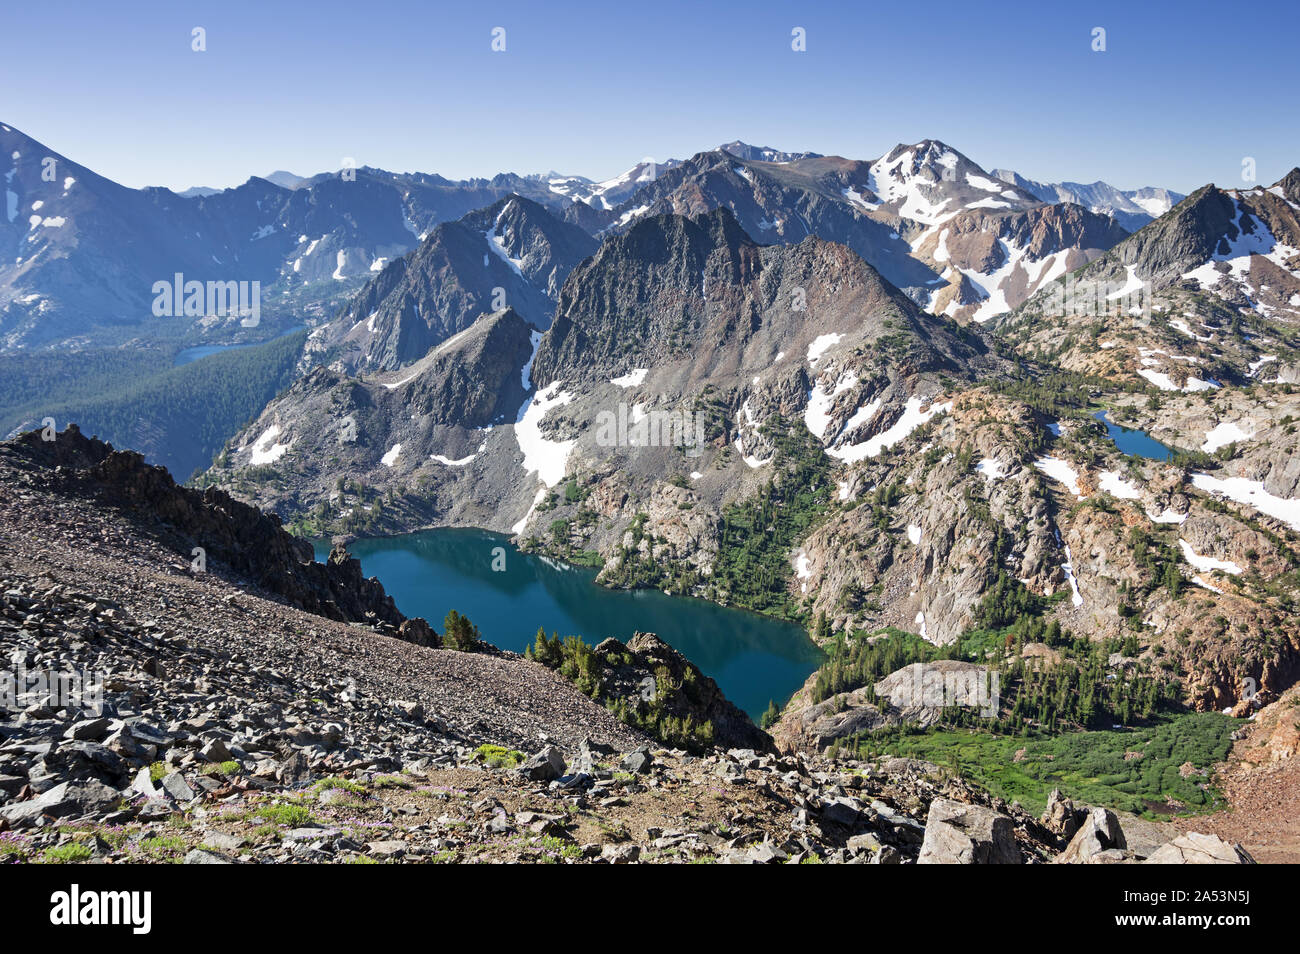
[596,149,941,291]
[202,307,541,533]
[532,206,987,389]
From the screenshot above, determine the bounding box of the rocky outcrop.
[1041,789,1084,840]
[3,425,426,635]
[772,660,998,753]
[588,632,775,754]
[1056,807,1128,864]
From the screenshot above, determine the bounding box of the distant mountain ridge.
[594,139,1129,322]
[0,121,1188,353]
[991,168,1184,231]
[0,123,585,350]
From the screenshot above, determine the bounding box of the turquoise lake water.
[314,528,824,720]
[1094,410,1174,461]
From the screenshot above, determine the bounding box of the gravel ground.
[0,442,645,755]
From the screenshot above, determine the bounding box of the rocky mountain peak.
[1278,167,1300,201]
[314,195,594,373]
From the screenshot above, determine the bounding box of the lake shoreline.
[311,526,824,719]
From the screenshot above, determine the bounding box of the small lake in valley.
[314,528,824,720]
[173,324,305,366]
[1093,410,1174,461]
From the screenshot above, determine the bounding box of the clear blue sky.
[4,0,1297,194]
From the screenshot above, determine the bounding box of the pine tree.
[442,610,480,652]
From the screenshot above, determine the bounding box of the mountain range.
[7,115,1300,720]
[5,118,1300,863]
[3,122,1177,353]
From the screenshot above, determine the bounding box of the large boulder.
[773,660,998,753]
[876,661,997,715]
[917,798,1021,864]
[1144,833,1256,865]
[0,779,121,827]
[518,745,566,782]
[1056,807,1127,863]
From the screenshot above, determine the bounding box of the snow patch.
[806,333,844,366]
[803,371,858,439]
[828,396,950,463]
[611,368,648,389]
[512,486,549,535]
[520,330,544,390]
[1138,368,1219,392]
[1190,473,1300,531]
[515,382,576,488]
[614,204,651,228]
[249,425,289,465]
[841,186,879,212]
[1098,470,1141,500]
[1062,545,1084,607]
[795,552,813,593]
[1201,421,1253,453]
[1148,508,1187,525]
[1035,456,1084,497]
[484,204,527,278]
[1178,539,1242,576]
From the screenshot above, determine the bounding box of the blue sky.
[4,0,1297,194]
